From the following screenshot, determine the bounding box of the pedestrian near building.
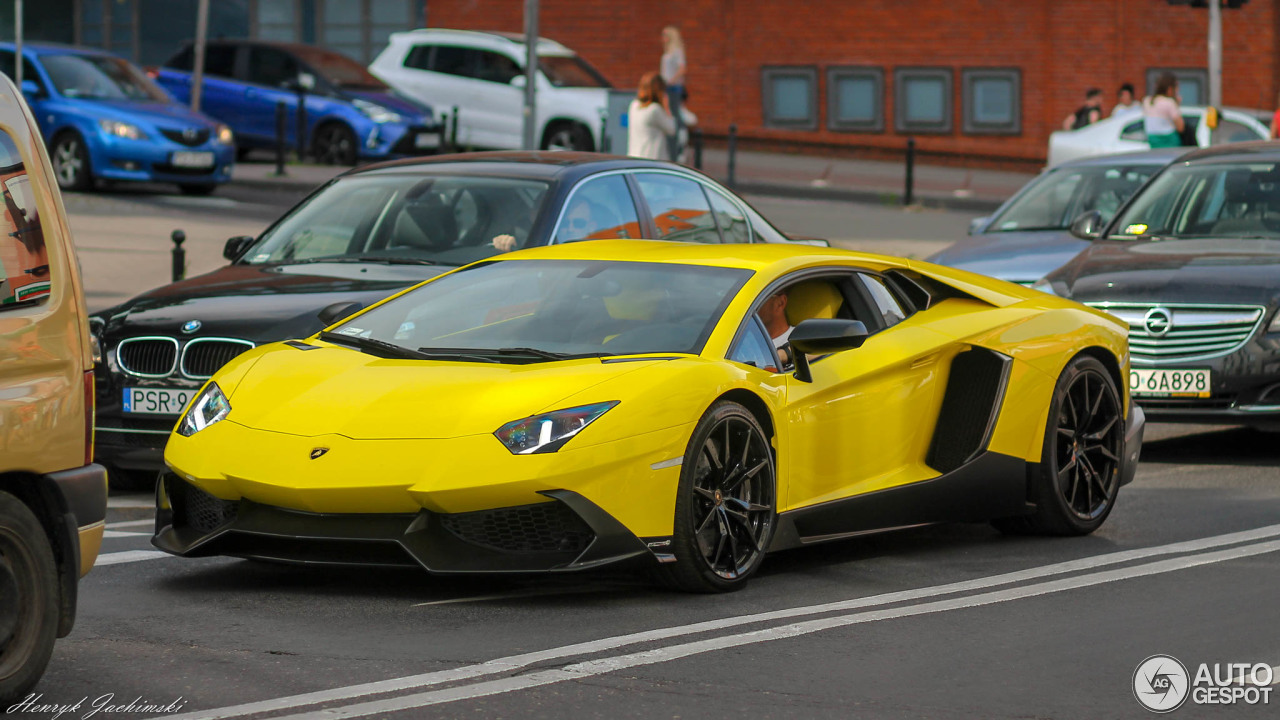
[660,26,687,161]
[1270,92,1280,139]
[1143,73,1184,148]
[1063,88,1104,130]
[1112,83,1139,116]
[628,72,677,161]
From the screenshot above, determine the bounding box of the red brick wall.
[425,0,1279,164]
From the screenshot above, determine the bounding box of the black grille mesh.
[440,501,594,555]
[183,341,252,378]
[118,339,177,376]
[176,480,239,534]
[160,128,211,146]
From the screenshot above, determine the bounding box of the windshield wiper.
[284,256,438,266]
[415,346,607,363]
[319,331,437,360]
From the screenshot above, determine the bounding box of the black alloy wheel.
[542,122,593,152]
[312,123,358,165]
[995,355,1124,536]
[662,401,775,592]
[0,492,59,704]
[51,132,92,192]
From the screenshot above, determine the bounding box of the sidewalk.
[231,148,1037,212]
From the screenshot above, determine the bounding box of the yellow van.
[0,73,107,701]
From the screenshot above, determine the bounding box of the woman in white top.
[1143,73,1185,149]
[660,26,687,161]
[628,72,676,161]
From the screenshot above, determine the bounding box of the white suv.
[370,29,612,152]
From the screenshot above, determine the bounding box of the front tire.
[51,132,92,192]
[541,122,594,152]
[0,491,59,704]
[660,401,776,593]
[312,123,358,165]
[994,355,1124,536]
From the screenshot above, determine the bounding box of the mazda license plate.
[123,387,194,415]
[1129,368,1211,398]
[414,133,440,149]
[171,151,214,168]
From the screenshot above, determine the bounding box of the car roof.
[390,28,574,54]
[1173,140,1280,164]
[489,239,901,273]
[348,150,700,183]
[1055,147,1189,168]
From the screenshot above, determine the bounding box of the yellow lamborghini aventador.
[154,241,1144,592]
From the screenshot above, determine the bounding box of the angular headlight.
[494,401,619,455]
[177,382,231,437]
[353,98,403,124]
[215,123,234,145]
[99,119,147,140]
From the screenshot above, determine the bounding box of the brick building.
[428,0,1279,167]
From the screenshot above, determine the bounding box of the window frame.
[548,170,646,245]
[1145,67,1209,107]
[631,171,724,245]
[727,315,782,372]
[961,67,1021,136]
[826,66,884,133]
[893,67,953,134]
[761,65,819,131]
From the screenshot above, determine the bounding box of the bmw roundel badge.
[181,319,202,334]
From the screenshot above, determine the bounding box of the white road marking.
[108,495,154,509]
[107,519,155,529]
[156,524,1280,720]
[95,550,167,566]
[103,530,150,538]
[265,538,1280,720]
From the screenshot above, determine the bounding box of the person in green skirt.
[1143,73,1185,149]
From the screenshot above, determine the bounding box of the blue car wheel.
[50,131,93,192]
[312,122,357,166]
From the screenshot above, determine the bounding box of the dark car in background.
[1037,142,1280,428]
[929,148,1183,285]
[1,42,234,194]
[155,40,440,165]
[91,151,817,489]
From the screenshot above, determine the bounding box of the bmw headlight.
[215,123,234,145]
[177,382,231,437]
[353,98,403,124]
[494,401,619,454]
[99,119,147,140]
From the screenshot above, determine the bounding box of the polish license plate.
[1129,368,1211,398]
[123,387,194,415]
[413,133,440,149]
[171,151,214,168]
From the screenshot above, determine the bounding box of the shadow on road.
[1140,425,1280,467]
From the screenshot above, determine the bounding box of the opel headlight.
[99,119,147,140]
[177,382,231,437]
[353,98,403,124]
[215,123,234,145]
[494,401,619,454]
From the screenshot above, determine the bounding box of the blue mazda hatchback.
[0,43,235,195]
[156,41,440,165]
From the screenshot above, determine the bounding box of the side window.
[634,173,721,244]
[1219,119,1260,144]
[556,175,642,243]
[431,46,474,78]
[743,202,790,243]
[0,52,43,92]
[0,131,51,307]
[707,189,752,244]
[404,45,433,71]
[1120,120,1146,143]
[728,318,779,372]
[203,45,238,79]
[858,274,908,328]
[246,47,299,88]
[473,51,521,84]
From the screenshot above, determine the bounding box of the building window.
[317,0,416,64]
[827,67,883,132]
[762,66,818,130]
[962,68,1021,135]
[894,68,952,134]
[253,0,300,42]
[1146,68,1208,106]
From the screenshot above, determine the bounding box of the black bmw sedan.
[1037,142,1280,428]
[91,151,815,488]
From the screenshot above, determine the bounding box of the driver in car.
[757,289,794,366]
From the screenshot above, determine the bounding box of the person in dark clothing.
[1063,87,1104,130]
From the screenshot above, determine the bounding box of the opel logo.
[310,447,329,460]
[181,319,202,334]
[183,127,199,141]
[1143,308,1174,337]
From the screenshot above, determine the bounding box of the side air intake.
[926,348,1011,473]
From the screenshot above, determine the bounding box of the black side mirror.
[317,301,362,327]
[223,235,255,262]
[788,318,869,383]
[1069,210,1105,241]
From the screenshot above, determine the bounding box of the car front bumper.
[88,135,235,185]
[1129,344,1280,427]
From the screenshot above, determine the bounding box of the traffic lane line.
[95,550,168,566]
[156,524,1280,720]
[264,538,1280,720]
[107,518,155,529]
[103,530,150,538]
[108,495,154,509]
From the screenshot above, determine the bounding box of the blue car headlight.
[177,382,231,437]
[353,98,403,124]
[215,123,234,145]
[99,119,148,141]
[494,401,619,455]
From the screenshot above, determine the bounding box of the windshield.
[243,175,550,267]
[329,259,750,359]
[289,45,386,89]
[1108,162,1280,240]
[539,55,611,88]
[986,163,1160,233]
[41,54,170,102]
